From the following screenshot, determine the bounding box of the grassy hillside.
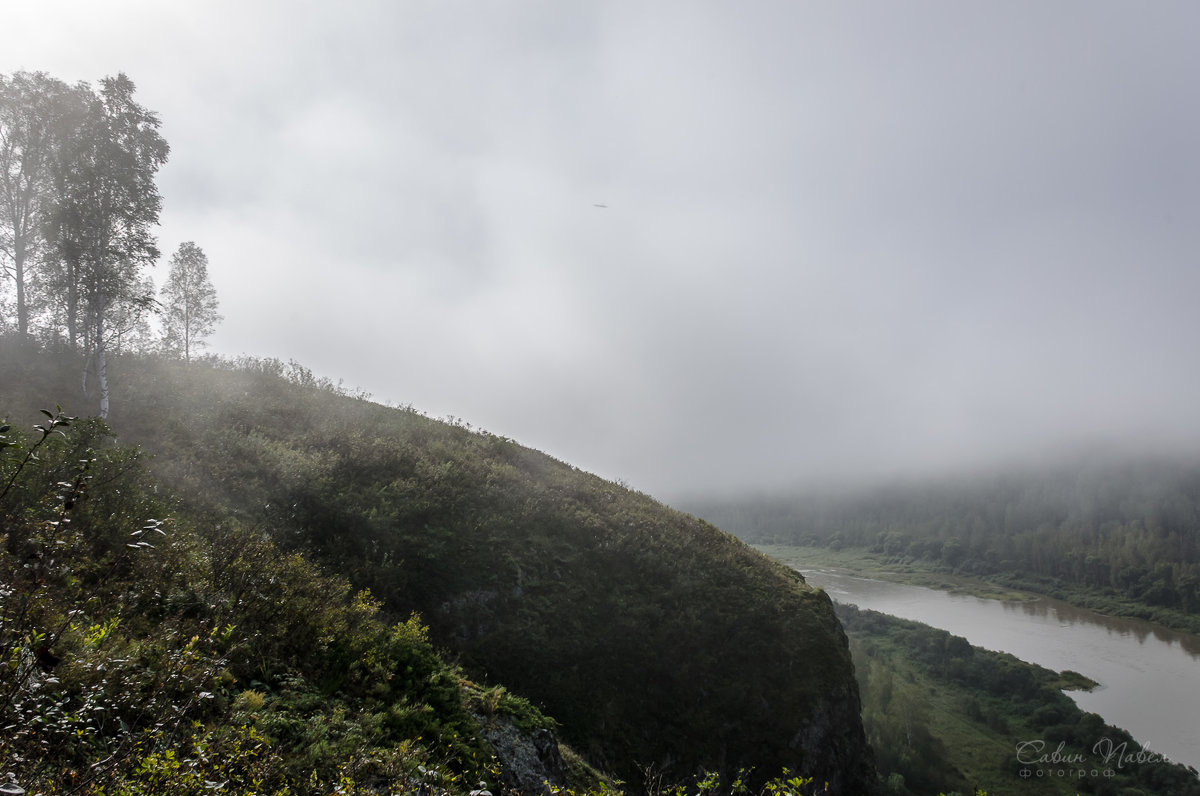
[0,409,599,794]
[0,336,876,793]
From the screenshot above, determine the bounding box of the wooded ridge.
[0,336,877,795]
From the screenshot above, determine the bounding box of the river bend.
[798,567,1200,772]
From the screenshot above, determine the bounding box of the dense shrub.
[0,409,503,793]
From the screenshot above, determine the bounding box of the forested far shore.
[685,459,1200,631]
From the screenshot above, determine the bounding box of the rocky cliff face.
[426,510,877,792]
[471,712,569,795]
[784,651,877,794]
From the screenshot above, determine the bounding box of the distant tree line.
[690,457,1200,623]
[0,70,220,415]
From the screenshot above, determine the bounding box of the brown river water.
[796,567,1200,772]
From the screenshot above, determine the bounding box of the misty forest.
[3,56,1200,796]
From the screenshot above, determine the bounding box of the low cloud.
[4,1,1199,498]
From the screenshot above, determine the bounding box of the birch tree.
[39,81,93,346]
[0,72,75,335]
[45,74,168,417]
[161,241,221,361]
[109,273,158,354]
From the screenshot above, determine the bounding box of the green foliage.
[551,767,826,796]
[468,684,554,734]
[0,405,540,794]
[0,335,877,794]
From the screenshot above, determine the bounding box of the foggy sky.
[4,2,1200,499]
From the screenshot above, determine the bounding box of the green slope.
[0,409,596,794]
[0,338,877,792]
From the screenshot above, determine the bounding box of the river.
[796,566,1200,772]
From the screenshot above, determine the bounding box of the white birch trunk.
[97,344,109,420]
[95,304,109,419]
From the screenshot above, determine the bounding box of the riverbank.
[790,556,1200,774]
[838,603,1200,795]
[763,545,1200,789]
[757,544,1200,636]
